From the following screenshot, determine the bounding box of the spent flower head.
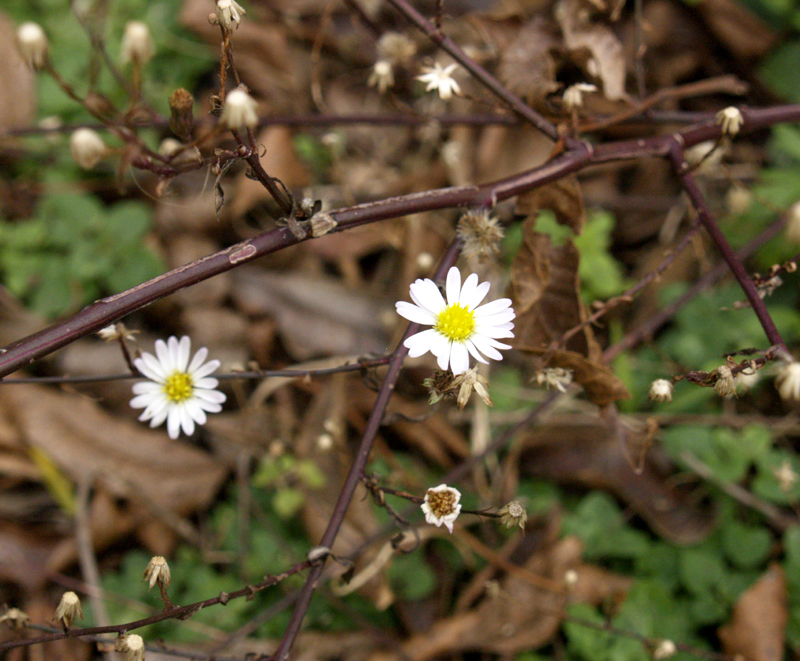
[221,88,258,130]
[97,322,138,342]
[497,500,527,530]
[143,556,171,590]
[215,0,246,30]
[121,21,154,64]
[653,640,677,660]
[534,367,573,393]
[452,365,493,409]
[116,634,145,661]
[16,22,49,70]
[0,607,30,630]
[54,591,82,629]
[562,83,597,111]
[70,128,107,170]
[421,484,462,533]
[130,336,226,439]
[416,62,461,100]
[648,379,673,403]
[396,267,515,375]
[713,365,736,397]
[456,209,504,262]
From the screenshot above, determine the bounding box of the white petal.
[475,323,515,339]
[458,273,479,307]
[131,392,157,410]
[148,404,170,428]
[465,339,489,364]
[192,359,221,380]
[175,336,191,372]
[167,409,181,439]
[137,353,167,382]
[186,401,208,426]
[436,342,452,371]
[463,280,490,310]
[449,342,470,375]
[428,330,451,358]
[155,339,171,371]
[187,346,209,373]
[475,310,516,326]
[470,334,504,360]
[445,267,461,306]
[410,279,445,314]
[194,377,220,390]
[179,405,196,436]
[193,389,227,405]
[474,298,514,317]
[131,381,162,396]
[404,329,439,357]
[396,301,437,325]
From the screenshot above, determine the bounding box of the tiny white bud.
[143,556,171,590]
[220,88,258,130]
[777,361,800,401]
[70,128,107,170]
[653,639,677,660]
[716,107,743,137]
[368,60,395,94]
[121,21,154,64]
[648,379,673,403]
[562,83,597,111]
[563,569,579,586]
[54,591,83,629]
[158,139,202,165]
[16,22,49,70]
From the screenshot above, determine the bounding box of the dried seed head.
[713,365,736,397]
[452,365,493,409]
[534,367,573,393]
[497,500,527,530]
[776,361,800,401]
[715,107,743,137]
[648,379,673,403]
[97,322,138,342]
[70,128,107,170]
[562,83,597,111]
[169,88,195,140]
[220,88,258,130]
[143,556,171,590]
[16,22,49,70]
[456,209,504,262]
[54,591,83,629]
[215,0,246,30]
[121,21,154,64]
[309,211,338,238]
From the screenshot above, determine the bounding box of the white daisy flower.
[421,484,462,533]
[396,267,515,375]
[130,336,226,439]
[415,62,461,100]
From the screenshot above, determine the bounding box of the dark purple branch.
[667,140,787,352]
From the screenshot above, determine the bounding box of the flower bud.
[168,88,194,140]
[648,379,673,403]
[70,128,107,170]
[121,21,154,64]
[115,634,145,661]
[220,88,258,130]
[16,22,48,70]
[215,0,246,30]
[143,556,171,590]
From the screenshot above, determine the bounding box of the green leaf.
[272,488,305,518]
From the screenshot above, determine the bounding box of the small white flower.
[70,128,107,170]
[130,336,226,439]
[776,361,800,401]
[716,107,743,137]
[416,62,461,100]
[143,556,170,590]
[215,0,246,30]
[16,22,48,70]
[368,60,394,94]
[421,484,462,533]
[220,88,258,130]
[121,21,154,64]
[54,591,82,629]
[648,379,673,403]
[562,83,597,111]
[396,267,515,376]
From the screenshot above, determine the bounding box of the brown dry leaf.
[693,0,778,60]
[516,421,715,544]
[0,384,227,562]
[230,267,391,360]
[497,18,562,104]
[718,563,787,661]
[369,536,619,661]
[518,175,586,235]
[555,0,627,100]
[0,523,54,591]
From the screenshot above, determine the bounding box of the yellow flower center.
[435,303,475,342]
[163,372,193,403]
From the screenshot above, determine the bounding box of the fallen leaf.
[718,563,787,661]
[497,18,562,104]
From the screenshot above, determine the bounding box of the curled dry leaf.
[497,18,561,104]
[555,0,627,101]
[718,563,787,661]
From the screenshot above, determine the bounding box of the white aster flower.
[396,267,515,376]
[416,62,461,100]
[215,0,246,30]
[130,336,226,439]
[421,484,462,533]
[776,361,800,401]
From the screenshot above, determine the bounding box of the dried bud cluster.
[98,322,138,342]
[715,107,743,137]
